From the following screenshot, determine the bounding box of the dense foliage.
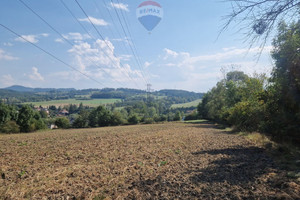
[0,104,47,133]
[198,21,300,144]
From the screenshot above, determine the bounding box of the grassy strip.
[223,128,300,180]
[171,99,202,109]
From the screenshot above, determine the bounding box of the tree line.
[0,99,187,133]
[198,21,300,145]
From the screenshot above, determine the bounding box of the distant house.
[58,109,69,116]
[50,124,58,129]
[35,106,50,116]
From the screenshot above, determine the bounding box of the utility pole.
[146,84,152,104]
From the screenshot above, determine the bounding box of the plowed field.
[0,122,299,199]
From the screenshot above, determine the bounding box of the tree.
[110,111,124,126]
[223,0,300,46]
[184,110,199,121]
[88,106,111,127]
[265,21,300,142]
[73,110,89,128]
[0,103,11,125]
[68,104,78,114]
[17,105,35,132]
[55,117,70,129]
[128,114,139,125]
[174,111,182,121]
[199,82,227,122]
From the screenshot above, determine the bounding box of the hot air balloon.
[136,1,163,32]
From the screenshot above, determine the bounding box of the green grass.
[24,98,121,107]
[183,119,208,124]
[171,99,202,109]
[74,94,91,98]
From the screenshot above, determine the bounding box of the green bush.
[55,117,70,129]
[128,114,139,125]
[0,121,20,133]
[184,111,198,121]
[110,111,125,126]
[33,118,47,130]
[173,111,182,121]
[72,110,89,128]
[144,117,154,124]
[159,115,167,122]
[228,100,265,132]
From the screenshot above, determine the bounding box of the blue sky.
[0,0,274,92]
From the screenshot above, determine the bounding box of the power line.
[100,0,132,56]
[18,0,73,47]
[18,0,133,89]
[115,0,152,82]
[94,0,148,85]
[91,0,140,83]
[92,0,127,55]
[110,0,148,85]
[74,0,142,89]
[59,0,128,88]
[0,23,106,87]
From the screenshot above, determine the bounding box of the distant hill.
[155,89,204,99]
[5,85,34,92]
[91,88,204,100]
[4,85,76,93]
[1,85,205,105]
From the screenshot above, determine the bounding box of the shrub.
[144,117,154,124]
[228,100,265,132]
[55,117,70,129]
[73,116,88,128]
[110,111,125,126]
[73,110,89,128]
[159,115,167,122]
[0,121,20,133]
[184,111,198,121]
[128,114,139,125]
[173,111,182,121]
[33,118,47,130]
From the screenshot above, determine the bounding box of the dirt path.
[0,122,299,199]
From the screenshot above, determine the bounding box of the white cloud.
[110,2,129,12]
[62,32,91,41]
[0,74,15,87]
[15,33,49,44]
[28,67,44,81]
[15,35,38,43]
[3,42,13,47]
[119,54,132,61]
[163,46,273,69]
[163,48,179,60]
[55,38,64,43]
[79,16,108,26]
[111,37,131,45]
[55,39,143,87]
[164,63,177,67]
[0,49,18,60]
[144,61,152,68]
[40,33,49,37]
[149,46,274,91]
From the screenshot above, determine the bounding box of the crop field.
[0,122,299,199]
[23,98,121,107]
[171,99,202,109]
